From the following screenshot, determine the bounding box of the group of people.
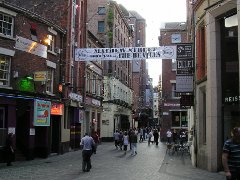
[113,129,138,156]
[166,129,188,146]
[3,126,240,179]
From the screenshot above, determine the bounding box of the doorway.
[51,116,60,153]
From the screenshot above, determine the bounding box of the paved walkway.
[0,141,225,180]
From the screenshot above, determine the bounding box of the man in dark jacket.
[222,127,240,180]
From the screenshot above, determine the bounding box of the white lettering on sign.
[224,95,240,103]
[69,93,83,102]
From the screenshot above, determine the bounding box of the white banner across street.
[75,46,176,61]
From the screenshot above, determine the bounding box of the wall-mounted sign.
[176,59,194,75]
[15,36,47,58]
[69,92,83,103]
[164,103,180,107]
[34,100,51,126]
[34,71,47,81]
[180,94,194,108]
[75,46,176,61]
[224,95,240,103]
[51,103,64,115]
[176,76,193,92]
[176,43,193,59]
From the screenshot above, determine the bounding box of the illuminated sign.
[34,71,47,81]
[51,103,64,115]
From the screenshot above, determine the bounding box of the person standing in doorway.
[80,132,95,172]
[222,127,240,180]
[5,133,14,166]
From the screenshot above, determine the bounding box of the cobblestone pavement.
[0,141,225,180]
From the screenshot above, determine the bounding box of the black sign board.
[180,94,194,108]
[176,43,193,59]
[176,58,194,75]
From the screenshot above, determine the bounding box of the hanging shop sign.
[180,94,194,108]
[176,76,193,92]
[176,43,193,59]
[75,46,176,61]
[15,36,47,58]
[176,58,194,75]
[34,99,51,126]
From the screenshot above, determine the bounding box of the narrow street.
[0,142,225,180]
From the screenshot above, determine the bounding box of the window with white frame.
[171,83,180,98]
[0,55,11,86]
[172,59,176,71]
[0,12,14,37]
[86,72,90,92]
[46,68,54,93]
[97,82,101,96]
[47,34,56,52]
[92,75,96,94]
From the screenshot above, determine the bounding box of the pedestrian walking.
[123,131,129,155]
[166,129,172,144]
[148,130,153,145]
[80,132,95,172]
[118,131,123,150]
[139,128,144,142]
[130,131,138,156]
[113,130,120,149]
[5,133,14,166]
[222,127,240,180]
[153,129,159,145]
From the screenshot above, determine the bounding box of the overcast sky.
[116,0,187,86]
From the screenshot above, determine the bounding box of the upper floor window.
[46,68,54,94]
[0,12,13,37]
[0,55,11,86]
[86,72,90,92]
[47,35,56,52]
[92,75,96,94]
[172,59,176,71]
[98,21,105,33]
[98,7,106,15]
[171,83,180,98]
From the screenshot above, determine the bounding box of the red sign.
[51,103,64,115]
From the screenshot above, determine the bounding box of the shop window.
[0,55,11,86]
[172,111,180,127]
[0,107,7,147]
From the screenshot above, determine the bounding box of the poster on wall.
[34,99,51,126]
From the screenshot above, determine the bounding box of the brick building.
[0,1,66,161]
[159,22,188,141]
